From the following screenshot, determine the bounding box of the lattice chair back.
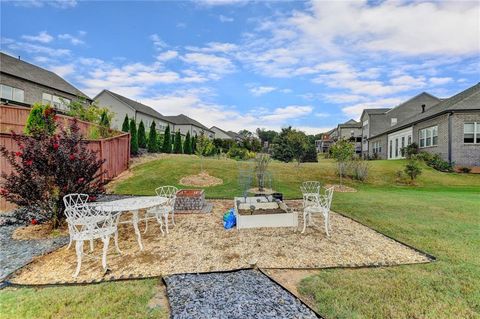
[63,193,89,209]
[64,205,117,241]
[155,186,178,209]
[301,181,321,208]
[322,186,334,212]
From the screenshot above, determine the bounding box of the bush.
[227,145,255,160]
[350,159,369,181]
[302,143,318,163]
[67,100,113,126]
[162,125,171,153]
[401,142,419,159]
[137,120,147,149]
[184,131,192,154]
[122,114,130,132]
[129,119,138,155]
[458,167,471,173]
[417,152,454,172]
[173,130,182,154]
[147,121,158,153]
[24,104,56,136]
[404,159,422,181]
[0,120,106,228]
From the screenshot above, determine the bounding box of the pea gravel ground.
[164,269,320,319]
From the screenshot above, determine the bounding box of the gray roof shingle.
[98,90,173,124]
[164,114,212,132]
[370,82,480,138]
[0,52,89,98]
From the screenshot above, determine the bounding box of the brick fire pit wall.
[175,189,205,210]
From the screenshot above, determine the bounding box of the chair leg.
[324,212,330,237]
[66,237,72,250]
[73,240,83,277]
[301,211,308,234]
[171,210,175,226]
[114,229,122,254]
[102,236,110,271]
[164,213,169,234]
[155,215,164,235]
[89,239,94,252]
[144,216,149,234]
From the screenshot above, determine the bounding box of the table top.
[88,196,167,212]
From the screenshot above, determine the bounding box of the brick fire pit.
[175,189,206,210]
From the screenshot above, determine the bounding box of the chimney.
[18,56,21,60]
[421,104,426,113]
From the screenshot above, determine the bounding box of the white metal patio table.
[88,196,167,251]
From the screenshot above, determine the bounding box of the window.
[363,120,369,126]
[464,122,480,144]
[408,135,412,145]
[1,84,24,102]
[419,126,438,148]
[389,140,393,158]
[391,118,397,126]
[42,92,70,110]
[373,141,382,154]
[395,138,399,157]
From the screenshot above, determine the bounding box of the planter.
[175,189,205,210]
[234,196,298,229]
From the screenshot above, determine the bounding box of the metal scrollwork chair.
[144,186,178,235]
[63,193,90,250]
[64,205,120,277]
[300,181,322,202]
[301,186,334,236]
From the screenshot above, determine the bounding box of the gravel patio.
[8,200,432,285]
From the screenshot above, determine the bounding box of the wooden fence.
[0,104,130,212]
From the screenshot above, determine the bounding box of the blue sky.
[1,0,479,134]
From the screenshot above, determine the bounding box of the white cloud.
[4,39,70,57]
[429,77,453,85]
[181,53,236,76]
[50,64,75,77]
[262,105,313,121]
[219,15,234,22]
[58,33,85,45]
[315,112,330,118]
[186,42,238,53]
[13,0,77,8]
[342,97,405,118]
[197,0,247,6]
[156,50,178,61]
[250,86,276,96]
[21,31,53,43]
[150,34,167,50]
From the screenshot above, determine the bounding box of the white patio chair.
[300,181,322,202]
[144,186,178,235]
[301,186,334,236]
[63,194,90,250]
[65,205,121,277]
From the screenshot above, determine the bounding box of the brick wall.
[451,112,480,166]
[412,113,449,161]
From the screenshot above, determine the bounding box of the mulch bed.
[7,200,431,285]
[179,172,223,187]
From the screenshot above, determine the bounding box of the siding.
[412,114,449,161]
[368,134,388,159]
[451,112,480,166]
[95,92,135,130]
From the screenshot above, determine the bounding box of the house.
[94,90,174,132]
[0,52,90,110]
[337,119,362,154]
[164,114,214,139]
[368,82,480,166]
[316,128,336,153]
[210,126,232,140]
[360,93,441,158]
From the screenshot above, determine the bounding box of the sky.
[1,0,479,134]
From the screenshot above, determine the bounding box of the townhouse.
[164,114,214,139]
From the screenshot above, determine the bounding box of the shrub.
[417,152,454,172]
[401,142,419,159]
[24,104,56,136]
[173,130,183,154]
[254,153,271,191]
[138,120,147,148]
[147,121,158,153]
[162,125,171,153]
[67,100,113,125]
[350,159,369,182]
[330,139,355,186]
[122,114,130,132]
[156,134,164,152]
[302,143,318,162]
[458,166,471,173]
[184,131,192,154]
[129,119,138,155]
[404,159,422,181]
[0,120,106,228]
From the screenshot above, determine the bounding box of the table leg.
[132,210,144,251]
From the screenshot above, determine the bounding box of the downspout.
[447,112,453,165]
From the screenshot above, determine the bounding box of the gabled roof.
[227,130,242,139]
[210,126,231,136]
[370,82,480,138]
[164,114,212,132]
[0,52,89,99]
[385,92,440,115]
[95,90,173,124]
[338,119,361,128]
[361,108,390,119]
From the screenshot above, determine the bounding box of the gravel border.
[164,269,320,319]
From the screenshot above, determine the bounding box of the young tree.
[129,119,138,155]
[195,132,214,172]
[147,121,158,153]
[330,139,355,187]
[272,127,295,163]
[287,129,308,166]
[404,159,422,181]
[184,131,192,154]
[173,130,183,154]
[0,120,106,228]
[122,114,130,132]
[137,120,147,148]
[192,134,197,153]
[24,104,56,136]
[162,125,171,153]
[99,109,111,138]
[302,143,318,162]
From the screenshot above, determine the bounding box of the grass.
[1,155,479,318]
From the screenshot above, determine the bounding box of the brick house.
[0,52,90,109]
[368,83,480,167]
[337,119,362,154]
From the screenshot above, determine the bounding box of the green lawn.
[1,155,479,318]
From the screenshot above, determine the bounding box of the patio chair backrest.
[63,193,89,209]
[322,186,334,211]
[300,181,321,196]
[155,186,178,207]
[64,205,116,240]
